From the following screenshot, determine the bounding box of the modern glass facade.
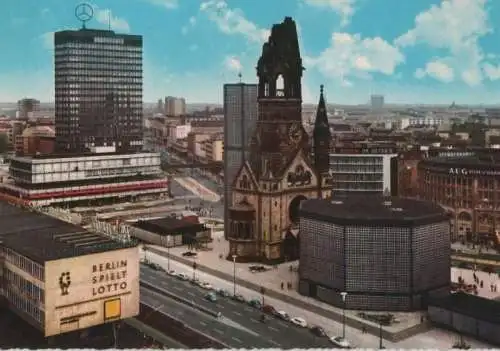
[299,216,451,311]
[223,83,258,239]
[54,29,143,153]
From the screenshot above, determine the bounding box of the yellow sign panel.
[104,298,121,321]
[44,247,140,337]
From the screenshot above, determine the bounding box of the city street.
[140,287,274,348]
[143,250,495,349]
[141,266,333,348]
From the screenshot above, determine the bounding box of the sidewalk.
[174,177,220,202]
[147,239,429,342]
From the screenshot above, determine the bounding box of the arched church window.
[264,83,270,97]
[276,74,285,97]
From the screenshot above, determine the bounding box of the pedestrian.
[281,282,284,290]
[362,326,366,334]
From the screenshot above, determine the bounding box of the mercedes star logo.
[75,3,94,24]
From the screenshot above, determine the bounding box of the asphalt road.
[141,287,275,348]
[141,266,332,348]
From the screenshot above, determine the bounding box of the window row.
[0,247,44,280]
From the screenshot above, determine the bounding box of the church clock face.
[288,123,303,144]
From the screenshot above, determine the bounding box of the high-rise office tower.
[54,29,143,153]
[370,94,384,109]
[164,96,186,116]
[223,83,258,239]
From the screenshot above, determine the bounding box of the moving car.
[216,289,230,297]
[205,292,217,302]
[329,336,351,349]
[232,294,246,303]
[167,270,176,276]
[276,310,290,321]
[310,325,327,337]
[248,265,268,273]
[176,273,190,281]
[200,282,213,290]
[262,304,277,315]
[291,317,307,328]
[149,263,164,271]
[248,298,262,309]
[182,251,198,257]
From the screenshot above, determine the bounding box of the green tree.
[0,133,8,154]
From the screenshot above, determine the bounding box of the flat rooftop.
[134,217,205,235]
[300,196,448,226]
[0,201,136,264]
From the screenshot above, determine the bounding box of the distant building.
[54,29,144,153]
[157,98,164,113]
[222,83,258,240]
[330,142,399,196]
[370,94,384,109]
[165,96,186,116]
[16,98,40,119]
[16,125,55,156]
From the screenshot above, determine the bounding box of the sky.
[3,0,500,104]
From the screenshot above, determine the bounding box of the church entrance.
[289,195,307,223]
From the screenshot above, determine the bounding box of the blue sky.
[3,0,500,104]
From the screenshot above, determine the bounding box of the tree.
[0,133,8,154]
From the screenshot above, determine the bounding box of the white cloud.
[415,60,454,82]
[200,0,269,44]
[305,32,404,85]
[146,0,178,9]
[303,0,356,27]
[40,32,54,50]
[224,56,242,72]
[482,62,500,81]
[182,16,197,35]
[94,8,130,33]
[395,0,490,86]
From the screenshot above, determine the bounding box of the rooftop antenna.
[238,72,242,83]
[75,3,94,30]
[108,10,112,30]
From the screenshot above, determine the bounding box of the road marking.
[199,321,207,326]
[250,318,258,323]
[269,326,279,332]
[187,291,195,296]
[217,304,224,309]
[214,329,224,335]
[226,300,236,305]
[233,311,242,316]
[172,286,182,291]
[244,307,253,312]
[231,337,242,343]
[269,340,281,347]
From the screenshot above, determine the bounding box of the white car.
[200,282,214,290]
[276,310,290,320]
[329,336,351,349]
[167,270,176,276]
[290,317,307,328]
[176,273,189,281]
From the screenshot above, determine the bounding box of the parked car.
[276,310,290,321]
[149,263,164,271]
[262,304,277,315]
[167,270,176,276]
[329,336,351,348]
[182,251,198,257]
[248,265,268,273]
[200,282,214,290]
[232,294,246,303]
[291,317,307,328]
[176,273,189,281]
[248,298,262,309]
[310,325,327,337]
[205,292,217,302]
[217,289,230,297]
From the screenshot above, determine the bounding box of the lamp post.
[379,322,384,349]
[232,254,237,296]
[260,286,266,307]
[340,292,347,339]
[166,236,171,272]
[192,260,197,281]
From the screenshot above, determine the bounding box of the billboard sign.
[44,247,140,337]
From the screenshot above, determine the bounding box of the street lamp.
[232,254,237,296]
[340,292,347,339]
[379,322,384,349]
[260,286,266,307]
[192,260,197,281]
[166,236,171,272]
